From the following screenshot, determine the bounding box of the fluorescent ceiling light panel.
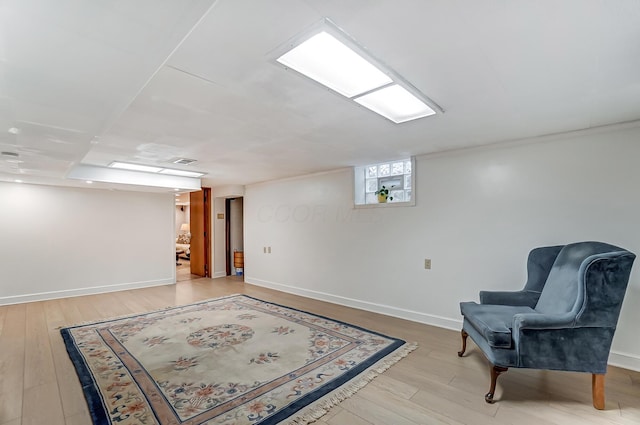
[109,162,163,173]
[109,161,206,178]
[277,32,392,98]
[159,169,205,178]
[354,84,436,123]
[68,164,201,190]
[276,23,439,124]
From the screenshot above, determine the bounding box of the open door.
[190,188,211,277]
[225,197,244,276]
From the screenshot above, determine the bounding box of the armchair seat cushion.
[460,302,535,348]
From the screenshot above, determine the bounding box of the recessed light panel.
[159,169,205,178]
[278,32,392,98]
[354,84,436,123]
[276,21,440,124]
[109,162,163,173]
[68,164,201,190]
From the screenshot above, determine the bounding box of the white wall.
[0,183,175,304]
[244,123,640,371]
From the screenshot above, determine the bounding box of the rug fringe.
[284,341,418,425]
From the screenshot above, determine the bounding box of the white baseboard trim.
[244,277,462,331]
[246,277,640,372]
[608,350,640,372]
[5,275,639,372]
[0,278,175,306]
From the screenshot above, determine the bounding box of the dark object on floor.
[458,241,635,409]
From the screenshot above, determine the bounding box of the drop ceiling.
[1,0,640,191]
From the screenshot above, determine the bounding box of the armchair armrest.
[480,290,541,307]
[513,312,575,331]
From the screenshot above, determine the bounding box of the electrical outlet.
[424,258,432,269]
[268,246,272,254]
[263,247,267,254]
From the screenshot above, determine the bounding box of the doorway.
[225,197,244,276]
[175,194,193,282]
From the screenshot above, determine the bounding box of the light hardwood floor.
[1,277,640,425]
[175,257,200,282]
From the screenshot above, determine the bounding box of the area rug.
[61,294,416,425]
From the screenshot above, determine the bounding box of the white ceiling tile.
[1,0,640,189]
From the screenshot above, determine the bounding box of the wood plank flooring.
[1,277,640,425]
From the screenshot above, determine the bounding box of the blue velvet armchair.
[458,241,635,409]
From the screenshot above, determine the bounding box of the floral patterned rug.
[61,294,416,425]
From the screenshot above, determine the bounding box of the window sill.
[353,200,415,209]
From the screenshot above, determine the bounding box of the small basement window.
[354,157,415,207]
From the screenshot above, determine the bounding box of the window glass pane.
[378,163,391,176]
[391,162,404,175]
[366,179,378,193]
[379,177,402,191]
[354,158,413,206]
[389,190,404,202]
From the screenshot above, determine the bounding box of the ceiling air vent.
[172,158,197,165]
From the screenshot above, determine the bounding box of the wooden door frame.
[225,198,231,276]
[190,188,211,277]
[203,187,211,277]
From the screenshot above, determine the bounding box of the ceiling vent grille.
[172,158,197,165]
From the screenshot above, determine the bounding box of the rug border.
[60,293,417,425]
[275,340,417,425]
[61,327,115,425]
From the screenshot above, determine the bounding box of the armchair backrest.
[577,250,635,328]
[535,242,635,323]
[523,245,564,293]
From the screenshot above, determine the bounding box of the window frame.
[353,157,416,208]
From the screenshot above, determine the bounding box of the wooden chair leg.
[457,330,468,357]
[485,366,508,403]
[592,373,605,410]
